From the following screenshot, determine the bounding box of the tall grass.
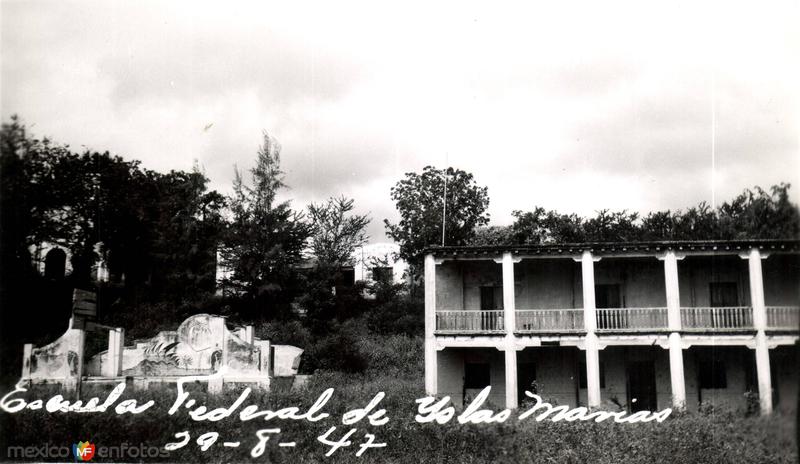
[1,332,795,462]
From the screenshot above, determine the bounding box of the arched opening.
[44,248,67,280]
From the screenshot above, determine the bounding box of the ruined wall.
[23,314,302,392]
[27,328,83,381]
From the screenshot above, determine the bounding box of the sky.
[2,0,798,243]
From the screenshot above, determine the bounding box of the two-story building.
[423,239,799,415]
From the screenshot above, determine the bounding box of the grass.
[0,335,796,463]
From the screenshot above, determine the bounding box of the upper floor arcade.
[424,239,800,337]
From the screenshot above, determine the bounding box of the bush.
[303,330,367,374]
[366,282,423,337]
[0,379,795,463]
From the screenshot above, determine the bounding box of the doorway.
[518,362,537,403]
[627,360,657,411]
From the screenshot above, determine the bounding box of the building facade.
[423,240,799,415]
[353,242,408,285]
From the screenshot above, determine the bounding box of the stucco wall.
[679,256,751,307]
[436,348,506,407]
[763,255,800,306]
[436,344,798,413]
[515,260,579,309]
[436,262,465,310]
[518,347,580,406]
[687,346,752,410]
[462,261,504,310]
[594,258,667,307]
[438,254,798,311]
[772,346,798,413]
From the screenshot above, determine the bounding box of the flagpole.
[442,154,448,246]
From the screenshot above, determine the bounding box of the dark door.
[627,361,657,412]
[595,284,621,308]
[595,284,623,329]
[709,282,738,307]
[480,286,496,310]
[464,362,491,404]
[518,362,537,403]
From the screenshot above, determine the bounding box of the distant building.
[30,241,109,282]
[423,239,799,415]
[216,243,407,301]
[353,242,407,285]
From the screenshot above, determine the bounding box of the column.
[209,316,227,393]
[578,250,601,408]
[667,333,686,409]
[662,251,686,409]
[745,248,772,415]
[22,344,32,379]
[501,252,518,409]
[104,328,125,377]
[245,325,255,345]
[65,327,86,394]
[424,253,438,396]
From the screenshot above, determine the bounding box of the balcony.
[435,310,505,334]
[434,306,800,335]
[766,306,800,331]
[595,307,668,332]
[516,309,584,333]
[680,306,753,332]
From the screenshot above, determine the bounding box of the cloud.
[2,0,798,241]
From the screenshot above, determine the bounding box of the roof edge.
[423,238,800,256]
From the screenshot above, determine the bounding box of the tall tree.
[307,196,370,269]
[385,166,490,270]
[219,132,311,318]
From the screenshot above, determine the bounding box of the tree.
[385,166,490,270]
[219,132,311,318]
[508,208,587,244]
[508,184,799,244]
[307,196,370,268]
[468,225,515,246]
[1,117,226,382]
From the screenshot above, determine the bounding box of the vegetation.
[307,195,370,269]
[384,166,490,272]
[0,338,795,463]
[1,117,798,462]
[471,185,800,246]
[218,133,312,319]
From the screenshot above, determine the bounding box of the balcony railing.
[516,309,584,333]
[434,306,799,335]
[766,306,800,330]
[435,310,505,333]
[681,306,753,331]
[595,307,668,332]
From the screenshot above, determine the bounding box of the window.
[709,282,738,307]
[372,266,393,283]
[595,284,622,308]
[578,362,606,389]
[464,363,491,389]
[699,361,727,389]
[335,268,355,287]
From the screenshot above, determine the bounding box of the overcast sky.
[2,0,798,242]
